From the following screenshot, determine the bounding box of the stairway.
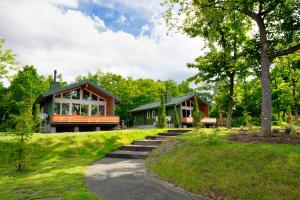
[106,129,190,159]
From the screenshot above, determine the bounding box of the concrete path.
[86,158,205,200]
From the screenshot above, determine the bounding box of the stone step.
[133,139,164,146]
[167,129,191,133]
[121,145,156,152]
[106,150,148,159]
[147,135,175,140]
[159,132,182,136]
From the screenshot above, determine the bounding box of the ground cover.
[0,129,165,200]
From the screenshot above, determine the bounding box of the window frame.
[147,111,150,119]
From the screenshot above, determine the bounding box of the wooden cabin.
[40,77,121,133]
[130,94,215,128]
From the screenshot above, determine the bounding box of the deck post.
[50,126,56,133]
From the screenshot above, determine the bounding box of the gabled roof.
[130,93,208,112]
[41,80,122,103]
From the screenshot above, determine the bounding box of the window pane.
[99,105,105,115]
[81,104,89,115]
[182,109,187,117]
[71,89,80,99]
[55,94,61,99]
[91,105,98,115]
[82,90,90,100]
[63,92,71,99]
[54,103,61,114]
[99,97,105,101]
[72,103,80,115]
[187,110,191,117]
[62,103,69,115]
[91,93,98,101]
[182,101,185,106]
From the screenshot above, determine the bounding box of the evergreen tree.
[192,96,203,129]
[159,95,167,128]
[172,106,180,128]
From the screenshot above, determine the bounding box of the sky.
[0,0,204,83]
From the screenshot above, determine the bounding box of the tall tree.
[0,39,18,83]
[164,0,300,135]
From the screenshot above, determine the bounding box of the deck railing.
[51,115,120,124]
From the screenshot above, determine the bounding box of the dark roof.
[41,80,122,103]
[130,93,208,112]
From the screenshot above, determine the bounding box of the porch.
[51,115,120,125]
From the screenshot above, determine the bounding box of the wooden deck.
[51,115,120,124]
[180,117,193,123]
[180,117,217,124]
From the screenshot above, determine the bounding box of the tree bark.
[226,74,234,129]
[256,17,272,136]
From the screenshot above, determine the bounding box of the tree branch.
[259,0,282,17]
[269,43,300,60]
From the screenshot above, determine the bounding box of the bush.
[193,130,219,146]
[284,123,296,135]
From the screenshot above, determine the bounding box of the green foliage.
[172,106,180,128]
[158,95,167,128]
[243,111,253,131]
[0,129,164,199]
[147,129,300,200]
[0,39,18,82]
[192,96,204,129]
[284,123,296,135]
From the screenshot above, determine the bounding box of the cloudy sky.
[0,0,204,83]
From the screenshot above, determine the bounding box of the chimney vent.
[50,70,61,91]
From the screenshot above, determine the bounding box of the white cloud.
[117,15,127,24]
[0,0,204,83]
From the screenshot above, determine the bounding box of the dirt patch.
[228,132,300,144]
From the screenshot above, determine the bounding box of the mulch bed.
[228,132,300,144]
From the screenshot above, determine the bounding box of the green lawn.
[0,129,165,200]
[146,129,300,200]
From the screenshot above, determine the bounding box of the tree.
[172,106,180,128]
[0,39,18,83]
[192,96,204,128]
[13,97,34,172]
[159,95,167,128]
[164,0,300,136]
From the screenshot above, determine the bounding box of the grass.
[146,128,300,200]
[0,129,165,200]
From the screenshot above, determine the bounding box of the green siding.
[132,106,181,126]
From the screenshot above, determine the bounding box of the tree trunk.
[226,75,234,129]
[257,18,272,136]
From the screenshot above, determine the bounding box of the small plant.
[243,111,253,132]
[284,123,296,135]
[172,106,180,128]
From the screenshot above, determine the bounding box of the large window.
[72,103,80,115]
[152,110,155,118]
[91,105,98,115]
[91,93,98,101]
[82,90,90,100]
[54,103,61,114]
[81,104,89,115]
[62,103,69,114]
[71,89,80,99]
[99,105,105,115]
[63,92,71,99]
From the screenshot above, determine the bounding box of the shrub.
[284,123,296,135]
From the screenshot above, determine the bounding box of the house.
[130,93,216,128]
[39,71,121,133]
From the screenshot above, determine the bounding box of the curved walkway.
[86,158,205,200]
